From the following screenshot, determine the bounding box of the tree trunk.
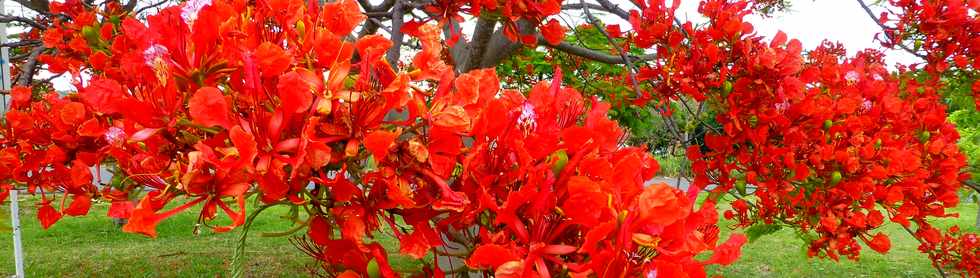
[975,203,979,229]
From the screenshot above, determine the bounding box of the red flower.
[706,234,748,265]
[188,87,234,130]
[637,183,691,226]
[540,19,566,46]
[63,195,92,216]
[363,130,398,162]
[468,244,519,270]
[37,200,63,229]
[123,193,206,238]
[307,215,332,246]
[255,42,292,77]
[866,233,891,254]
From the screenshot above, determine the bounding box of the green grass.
[1,194,977,277]
[0,195,311,277]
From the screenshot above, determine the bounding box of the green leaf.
[745,223,782,242]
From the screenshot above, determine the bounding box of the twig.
[367,18,392,34]
[561,3,608,13]
[0,40,41,48]
[855,0,926,59]
[580,0,641,98]
[0,13,46,30]
[678,97,721,133]
[134,0,173,15]
[538,36,656,64]
[594,0,631,20]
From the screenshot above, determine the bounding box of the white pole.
[1,0,25,277]
[9,191,23,278]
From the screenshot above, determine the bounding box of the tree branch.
[965,180,980,193]
[0,14,46,30]
[561,3,608,12]
[581,0,640,97]
[479,19,535,68]
[855,0,926,59]
[594,0,631,20]
[134,0,173,15]
[460,16,496,73]
[561,0,631,20]
[123,0,139,12]
[15,46,45,86]
[0,40,41,48]
[540,37,655,64]
[386,0,405,69]
[13,0,49,13]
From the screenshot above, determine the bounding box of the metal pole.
[9,190,24,278]
[1,0,25,277]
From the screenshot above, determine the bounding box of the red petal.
[308,215,332,246]
[188,87,234,129]
[230,126,257,167]
[277,69,320,113]
[70,160,92,188]
[64,195,92,216]
[256,42,293,77]
[707,234,747,265]
[59,102,87,125]
[637,183,691,226]
[107,201,135,218]
[37,201,63,229]
[540,19,566,46]
[540,244,577,255]
[321,0,367,35]
[867,233,891,254]
[81,79,126,114]
[123,195,205,238]
[363,130,397,162]
[10,86,31,107]
[468,244,519,269]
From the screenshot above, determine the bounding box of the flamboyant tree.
[0,0,977,277]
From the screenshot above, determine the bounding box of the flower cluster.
[627,0,976,275]
[880,1,980,108]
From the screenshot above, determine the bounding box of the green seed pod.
[830,171,842,186]
[823,119,833,130]
[735,179,747,195]
[81,26,101,46]
[722,80,734,94]
[919,131,931,143]
[366,258,381,278]
[296,20,306,37]
[550,150,569,175]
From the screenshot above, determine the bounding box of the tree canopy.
[0,0,978,277]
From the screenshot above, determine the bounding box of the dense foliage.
[0,0,977,277]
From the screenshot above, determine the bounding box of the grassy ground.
[0,194,977,277]
[0,196,311,277]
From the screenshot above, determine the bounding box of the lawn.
[1,194,977,277]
